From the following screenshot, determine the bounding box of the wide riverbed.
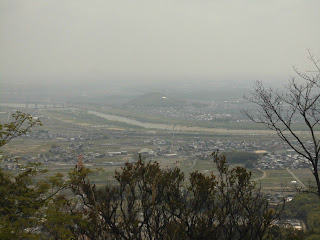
[0,103,275,135]
[87,110,276,135]
[88,110,174,130]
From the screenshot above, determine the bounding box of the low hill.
[125,92,187,107]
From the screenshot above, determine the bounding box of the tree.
[223,151,259,164]
[67,153,281,240]
[0,163,68,239]
[0,112,67,239]
[281,193,320,239]
[243,51,320,197]
[0,111,42,148]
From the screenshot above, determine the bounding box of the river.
[88,110,174,130]
[0,103,274,134]
[87,110,277,135]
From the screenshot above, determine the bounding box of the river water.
[88,110,174,130]
[1,103,263,134]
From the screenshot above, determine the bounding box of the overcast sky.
[1,0,320,85]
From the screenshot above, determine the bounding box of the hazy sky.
[1,0,320,85]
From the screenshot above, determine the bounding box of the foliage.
[282,193,320,238]
[0,112,67,239]
[266,226,305,240]
[223,151,259,164]
[0,111,42,149]
[0,166,84,240]
[67,153,281,240]
[41,194,87,240]
[0,164,67,239]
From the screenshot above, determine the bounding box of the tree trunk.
[313,160,320,197]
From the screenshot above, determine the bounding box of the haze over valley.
[1,1,320,237]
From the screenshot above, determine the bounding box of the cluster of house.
[25,130,107,142]
[257,151,311,169]
[127,138,312,171]
[127,99,246,122]
[47,143,107,162]
[3,121,315,172]
[129,105,238,122]
[2,163,24,171]
[272,219,303,231]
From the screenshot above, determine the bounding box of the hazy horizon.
[1,0,320,89]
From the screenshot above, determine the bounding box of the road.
[286,168,306,188]
[253,168,267,181]
[187,159,197,170]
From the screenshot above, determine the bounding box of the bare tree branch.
[243,52,320,197]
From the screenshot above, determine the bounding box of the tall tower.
[76,155,84,171]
